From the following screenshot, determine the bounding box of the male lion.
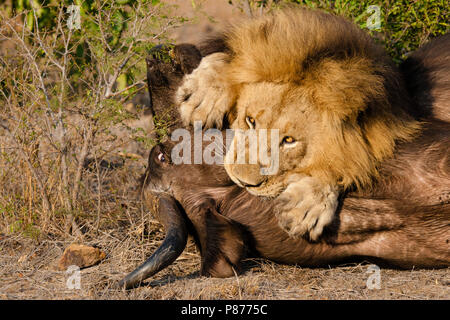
[176,8,421,240]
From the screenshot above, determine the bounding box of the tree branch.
[243,0,253,18]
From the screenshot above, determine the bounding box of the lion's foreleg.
[275,175,339,241]
[176,53,235,129]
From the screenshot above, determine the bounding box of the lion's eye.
[282,136,296,145]
[157,152,166,162]
[246,116,256,129]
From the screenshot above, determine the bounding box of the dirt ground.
[164,0,246,45]
[1,232,448,300]
[0,0,448,301]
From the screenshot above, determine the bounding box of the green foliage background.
[2,1,448,64]
[0,0,181,98]
[235,0,449,63]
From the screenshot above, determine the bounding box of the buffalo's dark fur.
[145,44,203,129]
[142,118,449,278]
[400,33,450,122]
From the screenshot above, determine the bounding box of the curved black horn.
[118,195,188,289]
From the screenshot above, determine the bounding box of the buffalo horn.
[118,195,188,289]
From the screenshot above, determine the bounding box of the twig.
[106,80,145,99]
[232,267,243,299]
[0,122,51,215]
[71,125,94,207]
[242,0,253,18]
[104,49,133,99]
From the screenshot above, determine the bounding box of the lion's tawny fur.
[222,8,421,188]
[175,7,425,239]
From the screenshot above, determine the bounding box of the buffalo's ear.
[171,44,202,75]
[145,44,202,88]
[145,43,202,127]
[146,44,171,88]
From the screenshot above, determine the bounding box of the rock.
[58,244,106,271]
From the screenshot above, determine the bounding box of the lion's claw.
[275,176,339,241]
[176,53,233,129]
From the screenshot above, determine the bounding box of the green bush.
[234,0,449,63]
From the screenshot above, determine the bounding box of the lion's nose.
[237,178,263,188]
[229,164,266,187]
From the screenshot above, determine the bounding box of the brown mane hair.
[220,8,421,188]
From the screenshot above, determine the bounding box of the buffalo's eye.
[157,152,166,162]
[246,116,256,129]
[282,136,296,145]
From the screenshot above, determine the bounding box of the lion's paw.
[275,176,339,241]
[176,53,233,129]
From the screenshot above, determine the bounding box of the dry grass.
[1,229,449,300]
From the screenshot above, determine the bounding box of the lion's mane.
[218,8,421,188]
